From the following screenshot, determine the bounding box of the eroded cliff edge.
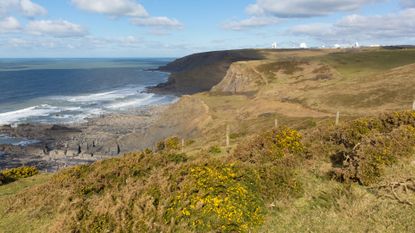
[151,49,263,94]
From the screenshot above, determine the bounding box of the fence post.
[226,124,230,148]
[412,100,415,110]
[274,119,278,128]
[335,111,340,126]
[181,139,185,152]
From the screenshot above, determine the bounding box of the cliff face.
[211,61,265,94]
[153,49,263,94]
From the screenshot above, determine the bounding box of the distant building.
[334,44,341,49]
[353,42,360,48]
[300,42,307,49]
[271,42,277,49]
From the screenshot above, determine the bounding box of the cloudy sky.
[0,0,414,57]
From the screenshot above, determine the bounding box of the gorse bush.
[232,127,305,201]
[0,173,5,185]
[330,111,415,185]
[0,166,39,184]
[4,112,413,232]
[166,153,188,164]
[166,162,264,232]
[256,162,304,200]
[234,127,304,163]
[157,136,181,152]
[5,153,271,232]
[208,145,222,154]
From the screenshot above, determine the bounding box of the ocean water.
[0,58,177,126]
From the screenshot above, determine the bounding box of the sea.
[0,58,178,145]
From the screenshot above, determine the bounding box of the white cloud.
[290,9,415,43]
[26,20,88,37]
[0,16,20,32]
[222,16,280,30]
[0,0,46,17]
[71,0,148,17]
[400,0,415,8]
[8,38,30,47]
[290,23,335,37]
[19,0,47,16]
[130,16,183,29]
[0,0,17,16]
[247,0,380,18]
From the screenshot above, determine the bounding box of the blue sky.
[0,0,414,57]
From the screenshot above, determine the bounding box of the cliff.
[152,49,263,94]
[211,61,265,94]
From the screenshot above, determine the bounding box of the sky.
[0,0,414,57]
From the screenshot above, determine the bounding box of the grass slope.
[1,111,414,233]
[1,48,415,232]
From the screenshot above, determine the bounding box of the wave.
[60,87,146,103]
[0,104,61,125]
[105,94,155,109]
[0,87,177,126]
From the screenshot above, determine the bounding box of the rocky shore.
[0,105,169,172]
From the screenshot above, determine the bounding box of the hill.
[152,49,264,94]
[1,47,415,232]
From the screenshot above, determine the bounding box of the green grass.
[320,49,415,78]
[1,112,415,232]
[0,174,53,233]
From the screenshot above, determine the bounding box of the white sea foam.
[0,104,61,125]
[0,88,176,125]
[105,94,155,109]
[61,87,145,103]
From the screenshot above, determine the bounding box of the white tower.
[354,41,360,48]
[271,42,277,49]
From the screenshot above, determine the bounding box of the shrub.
[331,111,415,148]
[234,127,304,163]
[157,137,181,152]
[379,111,415,131]
[166,153,188,164]
[0,173,5,185]
[165,162,265,233]
[1,166,39,183]
[330,112,415,185]
[256,161,304,200]
[208,145,222,154]
[76,212,116,233]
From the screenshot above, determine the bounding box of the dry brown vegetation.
[1,48,415,232]
[1,111,414,232]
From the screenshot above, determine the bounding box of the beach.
[0,104,172,171]
[0,58,179,171]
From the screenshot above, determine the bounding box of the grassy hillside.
[321,49,415,78]
[1,111,415,232]
[1,48,415,232]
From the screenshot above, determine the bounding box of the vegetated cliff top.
[153,49,265,94]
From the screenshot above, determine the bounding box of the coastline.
[0,69,180,172]
[0,103,172,172]
[0,57,185,172]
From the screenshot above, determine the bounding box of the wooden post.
[274,119,278,128]
[412,100,415,111]
[181,139,185,152]
[335,111,340,126]
[226,124,230,148]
